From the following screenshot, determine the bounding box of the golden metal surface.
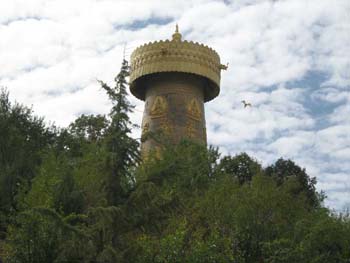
[187,98,201,121]
[141,122,149,138]
[186,120,197,139]
[130,26,226,102]
[131,26,226,157]
[150,96,168,117]
[160,118,173,136]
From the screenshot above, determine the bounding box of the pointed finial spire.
[172,23,182,42]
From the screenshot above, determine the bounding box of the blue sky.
[0,0,349,211]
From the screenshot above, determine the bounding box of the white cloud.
[315,125,350,155]
[0,0,349,211]
[267,131,315,157]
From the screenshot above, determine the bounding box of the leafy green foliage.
[265,158,322,208]
[6,207,86,263]
[1,63,349,262]
[69,114,108,143]
[217,152,262,184]
[0,89,53,236]
[132,155,350,262]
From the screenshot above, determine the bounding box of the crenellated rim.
[129,28,224,102]
[130,39,220,61]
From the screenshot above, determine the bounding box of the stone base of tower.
[140,72,207,157]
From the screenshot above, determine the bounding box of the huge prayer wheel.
[129,26,226,156]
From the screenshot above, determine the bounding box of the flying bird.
[241,100,252,108]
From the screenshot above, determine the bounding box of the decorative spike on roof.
[172,24,182,41]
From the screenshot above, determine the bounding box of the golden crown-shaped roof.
[129,25,227,102]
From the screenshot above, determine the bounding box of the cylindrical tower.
[130,26,226,156]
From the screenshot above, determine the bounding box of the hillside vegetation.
[1,61,349,263]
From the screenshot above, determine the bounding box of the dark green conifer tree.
[0,89,53,236]
[98,59,140,205]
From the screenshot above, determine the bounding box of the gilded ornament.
[141,122,150,142]
[150,96,167,117]
[186,120,196,139]
[155,146,162,159]
[160,119,173,136]
[142,122,149,134]
[187,98,201,121]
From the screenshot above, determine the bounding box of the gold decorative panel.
[160,119,173,136]
[186,120,196,139]
[141,122,149,142]
[150,96,167,117]
[187,98,201,121]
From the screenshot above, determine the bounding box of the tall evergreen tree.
[0,89,53,235]
[98,59,140,205]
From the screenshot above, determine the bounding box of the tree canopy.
[0,61,349,262]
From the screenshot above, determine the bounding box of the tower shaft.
[141,73,207,155]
